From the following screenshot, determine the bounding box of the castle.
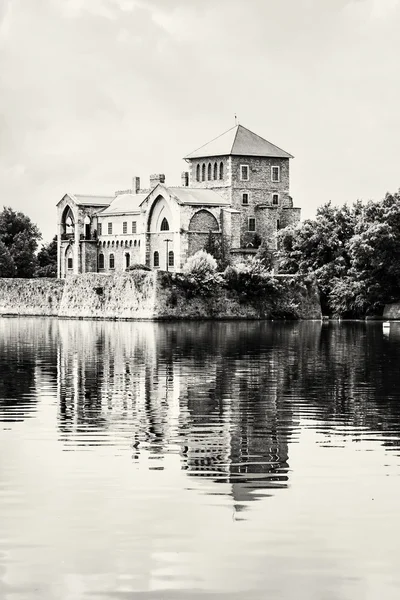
[57,124,300,277]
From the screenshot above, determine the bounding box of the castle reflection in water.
[3,317,400,512]
[56,320,303,508]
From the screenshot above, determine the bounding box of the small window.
[67,257,73,269]
[125,253,130,268]
[219,161,224,180]
[154,251,159,267]
[109,253,115,269]
[123,221,127,234]
[202,164,206,181]
[98,253,104,269]
[240,165,249,181]
[248,218,256,232]
[134,240,137,247]
[277,219,281,230]
[271,166,280,182]
[160,217,169,231]
[242,193,249,205]
[98,223,102,236]
[108,222,112,235]
[196,164,200,182]
[272,193,279,205]
[207,163,212,180]
[132,221,137,234]
[213,162,218,180]
[168,250,174,267]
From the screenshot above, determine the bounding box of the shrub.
[179,250,222,298]
[223,258,282,301]
[127,263,152,272]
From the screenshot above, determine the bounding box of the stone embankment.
[0,272,321,320]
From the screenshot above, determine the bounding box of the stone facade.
[57,124,301,277]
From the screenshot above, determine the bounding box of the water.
[1,318,400,599]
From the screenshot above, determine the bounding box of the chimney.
[150,173,165,188]
[181,171,189,187]
[132,176,140,194]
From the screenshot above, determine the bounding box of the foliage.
[255,243,275,270]
[35,236,57,277]
[203,230,230,270]
[178,250,222,298]
[127,263,152,271]
[223,258,282,301]
[0,207,41,278]
[0,241,16,277]
[277,193,400,316]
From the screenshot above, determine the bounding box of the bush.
[127,263,152,272]
[178,250,222,298]
[223,258,282,301]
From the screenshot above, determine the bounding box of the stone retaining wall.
[0,272,321,320]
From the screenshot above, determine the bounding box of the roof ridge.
[231,123,241,153]
[233,124,294,158]
[185,124,238,158]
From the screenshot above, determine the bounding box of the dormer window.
[240,165,249,181]
[271,166,280,182]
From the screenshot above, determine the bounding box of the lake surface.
[1,318,400,599]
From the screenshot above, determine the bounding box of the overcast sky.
[1,0,400,243]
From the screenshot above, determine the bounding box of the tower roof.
[184,124,293,160]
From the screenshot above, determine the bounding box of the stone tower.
[183,124,300,250]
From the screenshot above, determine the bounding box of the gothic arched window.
[154,251,159,267]
[207,163,212,180]
[213,162,218,180]
[196,164,200,182]
[219,161,224,180]
[160,217,169,231]
[202,163,206,181]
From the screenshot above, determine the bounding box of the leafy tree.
[35,236,57,277]
[277,201,363,315]
[277,193,400,317]
[0,241,16,277]
[0,207,42,277]
[203,230,230,270]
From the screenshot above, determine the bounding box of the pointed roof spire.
[184,124,293,160]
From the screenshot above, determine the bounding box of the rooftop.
[184,124,293,160]
[168,187,230,206]
[98,193,148,215]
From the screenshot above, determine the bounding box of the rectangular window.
[123,221,127,234]
[271,166,280,182]
[132,221,137,234]
[240,165,249,181]
[248,218,256,232]
[98,223,102,236]
[272,193,279,205]
[242,193,249,205]
[108,222,112,235]
[67,258,73,269]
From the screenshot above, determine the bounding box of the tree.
[0,207,42,278]
[0,241,16,277]
[277,193,400,317]
[35,236,57,277]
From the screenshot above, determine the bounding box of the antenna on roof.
[234,113,239,126]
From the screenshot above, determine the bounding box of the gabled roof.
[168,187,230,206]
[184,124,293,160]
[66,193,113,206]
[98,193,148,216]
